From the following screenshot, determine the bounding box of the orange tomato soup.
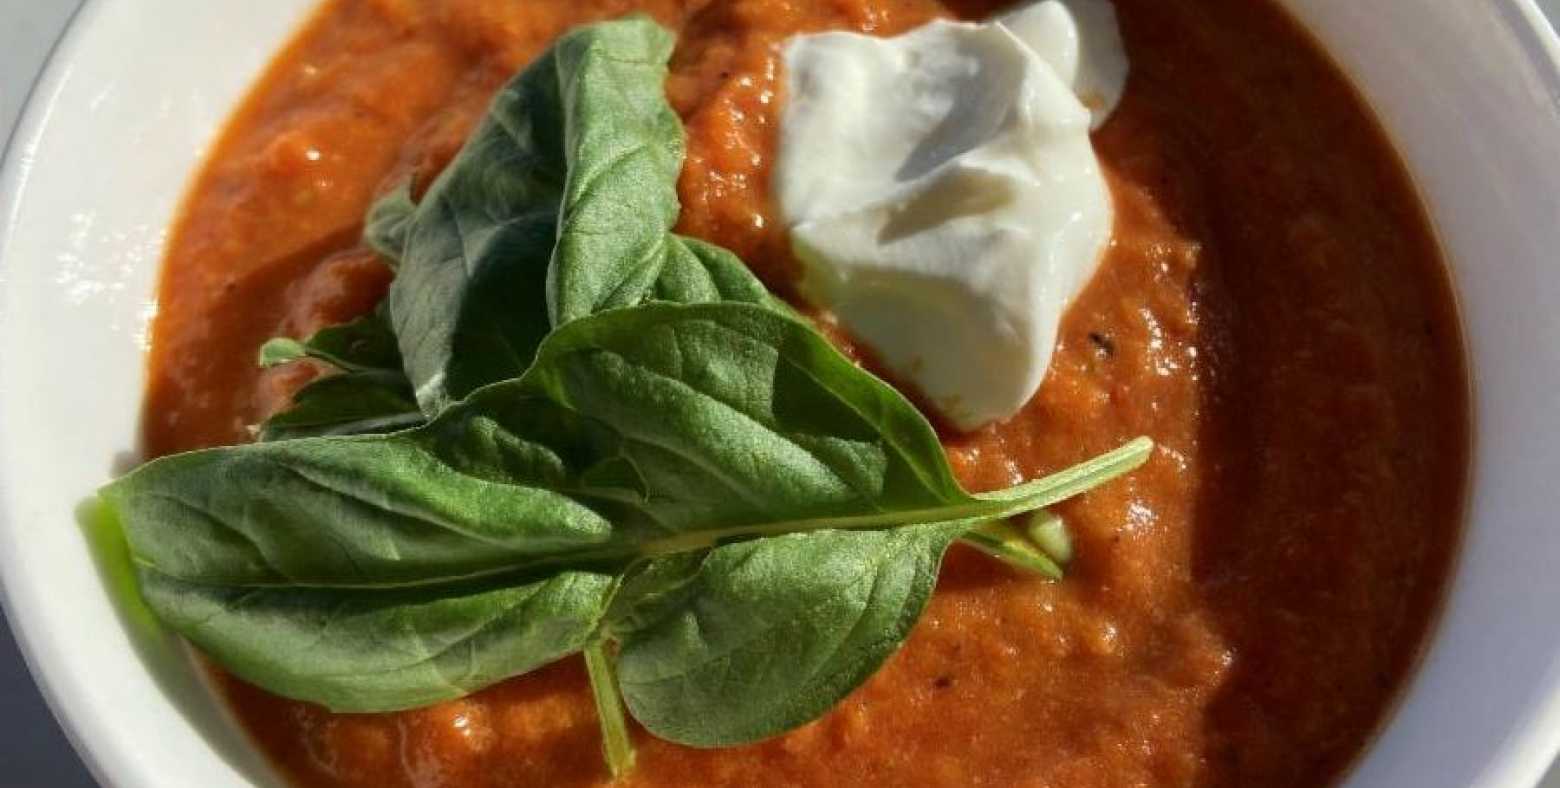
[143,0,1468,785]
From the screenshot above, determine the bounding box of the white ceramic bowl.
[2,2,1559,786]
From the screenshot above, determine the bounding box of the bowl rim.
[2,2,1559,787]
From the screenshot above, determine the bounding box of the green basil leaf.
[110,303,1045,588]
[256,309,421,441]
[382,17,663,413]
[381,17,777,414]
[655,235,788,314]
[259,310,404,374]
[106,396,622,589]
[140,567,616,712]
[537,36,777,323]
[256,337,308,369]
[385,63,561,412]
[612,525,966,747]
[518,302,968,533]
[256,371,422,442]
[540,20,683,326]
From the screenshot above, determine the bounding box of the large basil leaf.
[613,525,966,747]
[140,568,616,712]
[104,398,620,588]
[111,304,1106,589]
[517,302,969,533]
[383,17,774,414]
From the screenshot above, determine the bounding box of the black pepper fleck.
[1089,331,1116,357]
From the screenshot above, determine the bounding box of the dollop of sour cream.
[774,1,1128,430]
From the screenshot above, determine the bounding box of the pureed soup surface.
[143,0,1468,786]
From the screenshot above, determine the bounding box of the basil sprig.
[102,16,1151,778]
[255,308,421,441]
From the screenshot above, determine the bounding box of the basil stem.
[585,640,637,779]
[1026,509,1074,565]
[962,520,1065,579]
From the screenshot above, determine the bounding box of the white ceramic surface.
[0,2,96,783]
[0,2,1557,788]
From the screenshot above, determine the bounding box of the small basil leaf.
[140,567,616,713]
[260,309,403,374]
[613,525,967,747]
[302,310,404,373]
[256,308,419,441]
[257,337,308,368]
[257,371,422,442]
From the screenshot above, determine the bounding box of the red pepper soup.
[142,0,1467,785]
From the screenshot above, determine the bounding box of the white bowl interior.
[1,2,1558,787]
[0,3,317,786]
[1293,5,1560,786]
